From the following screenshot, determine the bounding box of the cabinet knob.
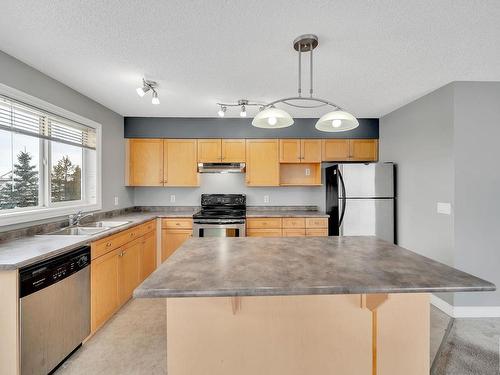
[106,242,112,247]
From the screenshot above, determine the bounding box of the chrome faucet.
[69,211,94,226]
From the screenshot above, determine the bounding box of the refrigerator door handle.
[338,168,347,228]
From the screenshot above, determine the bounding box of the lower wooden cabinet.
[117,240,141,306]
[91,249,120,332]
[140,231,157,282]
[91,220,157,333]
[247,217,328,238]
[161,218,193,262]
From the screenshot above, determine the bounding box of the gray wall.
[0,50,133,226]
[134,173,325,209]
[380,84,455,304]
[381,81,500,307]
[124,117,379,139]
[453,82,500,307]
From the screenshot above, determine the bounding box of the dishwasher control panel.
[19,246,90,298]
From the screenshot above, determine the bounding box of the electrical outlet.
[437,202,451,215]
[305,168,311,176]
[170,195,176,203]
[264,195,270,203]
[114,196,119,206]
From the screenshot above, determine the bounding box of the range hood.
[198,162,246,173]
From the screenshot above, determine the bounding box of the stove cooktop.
[193,194,246,220]
[193,209,246,220]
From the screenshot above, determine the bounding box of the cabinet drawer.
[246,218,282,229]
[139,220,156,236]
[92,231,129,260]
[282,228,306,237]
[162,218,193,229]
[306,228,328,237]
[305,218,328,228]
[282,217,306,228]
[247,228,282,237]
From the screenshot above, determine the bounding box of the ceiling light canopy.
[216,35,358,132]
[136,78,160,105]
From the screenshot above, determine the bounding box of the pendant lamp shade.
[252,107,294,129]
[315,110,359,132]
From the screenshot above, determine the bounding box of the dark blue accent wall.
[124,117,379,139]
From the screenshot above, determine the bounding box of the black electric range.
[192,194,246,236]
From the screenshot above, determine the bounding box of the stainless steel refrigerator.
[325,162,396,243]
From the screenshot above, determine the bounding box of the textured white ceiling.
[1,0,500,118]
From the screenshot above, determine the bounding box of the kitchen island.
[134,236,494,375]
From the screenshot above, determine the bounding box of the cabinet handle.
[130,232,135,237]
[106,242,112,247]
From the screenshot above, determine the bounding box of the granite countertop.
[134,236,495,298]
[0,207,326,270]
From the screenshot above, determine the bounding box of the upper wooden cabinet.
[246,139,280,186]
[349,139,378,161]
[197,139,246,163]
[126,139,163,186]
[322,139,378,162]
[222,139,246,162]
[164,139,199,186]
[198,139,222,163]
[280,139,322,163]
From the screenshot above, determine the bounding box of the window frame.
[0,83,102,226]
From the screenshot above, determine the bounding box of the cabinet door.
[222,139,246,162]
[198,139,222,162]
[161,229,192,262]
[246,140,280,186]
[164,139,199,186]
[350,139,378,162]
[127,139,163,186]
[118,240,141,306]
[322,139,350,161]
[279,139,301,163]
[140,231,157,282]
[91,249,119,332]
[301,139,322,162]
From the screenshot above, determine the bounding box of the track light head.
[218,106,226,117]
[136,85,150,97]
[152,91,160,105]
[240,105,247,117]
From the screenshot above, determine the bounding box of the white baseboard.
[430,294,500,318]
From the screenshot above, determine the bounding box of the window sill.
[0,202,102,227]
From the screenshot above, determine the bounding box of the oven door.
[193,220,246,237]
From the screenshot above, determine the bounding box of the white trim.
[0,83,102,226]
[430,295,454,317]
[431,294,500,318]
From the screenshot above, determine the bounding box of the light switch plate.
[114,196,119,206]
[170,195,176,203]
[264,195,270,203]
[437,202,451,215]
[305,168,311,176]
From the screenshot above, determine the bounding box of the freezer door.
[340,198,394,243]
[339,163,394,198]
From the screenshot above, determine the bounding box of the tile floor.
[55,299,500,375]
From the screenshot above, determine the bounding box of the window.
[0,89,101,225]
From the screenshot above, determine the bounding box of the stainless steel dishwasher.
[19,246,90,375]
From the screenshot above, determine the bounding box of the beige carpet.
[55,299,167,375]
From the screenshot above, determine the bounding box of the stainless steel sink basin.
[47,227,109,236]
[83,221,131,228]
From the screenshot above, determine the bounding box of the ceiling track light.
[137,78,160,105]
[215,99,264,117]
[216,35,359,132]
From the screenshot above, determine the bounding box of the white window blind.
[0,95,96,149]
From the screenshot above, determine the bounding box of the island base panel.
[166,293,429,375]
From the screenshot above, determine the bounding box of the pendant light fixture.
[217,35,358,132]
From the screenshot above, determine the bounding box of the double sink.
[47,221,131,236]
